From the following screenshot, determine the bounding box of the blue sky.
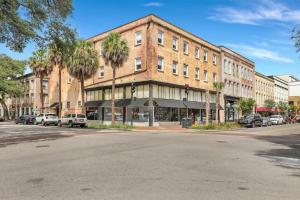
[1,0,300,77]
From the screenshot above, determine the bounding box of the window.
[157,56,164,71]
[172,61,178,75]
[78,101,82,106]
[67,74,72,84]
[213,54,217,65]
[183,64,189,77]
[213,73,217,82]
[135,57,142,71]
[204,70,208,82]
[203,50,208,62]
[195,47,200,59]
[172,37,178,50]
[99,66,104,78]
[157,30,164,45]
[135,31,142,45]
[67,101,70,109]
[183,41,189,54]
[195,68,200,80]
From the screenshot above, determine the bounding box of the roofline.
[268,75,288,84]
[219,45,254,64]
[17,72,34,80]
[255,71,274,82]
[86,14,220,51]
[275,74,299,81]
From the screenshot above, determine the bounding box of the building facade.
[268,76,289,104]
[84,14,222,126]
[255,72,275,111]
[219,46,255,121]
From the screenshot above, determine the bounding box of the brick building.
[255,72,275,112]
[84,14,222,126]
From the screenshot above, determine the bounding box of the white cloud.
[225,43,293,63]
[144,2,164,7]
[209,0,300,25]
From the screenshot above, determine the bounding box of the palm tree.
[28,49,52,114]
[101,32,129,124]
[68,40,99,114]
[213,82,224,124]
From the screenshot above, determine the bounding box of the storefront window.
[104,107,124,122]
[155,107,179,122]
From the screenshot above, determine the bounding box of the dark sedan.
[15,115,36,125]
[239,114,263,128]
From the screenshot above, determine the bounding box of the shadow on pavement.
[255,134,300,177]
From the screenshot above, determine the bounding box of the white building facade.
[269,76,289,103]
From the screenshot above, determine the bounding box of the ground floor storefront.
[224,96,240,122]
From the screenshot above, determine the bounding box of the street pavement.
[0,123,300,200]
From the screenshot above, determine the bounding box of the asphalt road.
[0,123,300,200]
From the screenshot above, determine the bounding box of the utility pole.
[130,82,136,126]
[184,84,189,119]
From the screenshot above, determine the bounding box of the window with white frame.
[213,73,217,82]
[224,59,227,74]
[172,36,178,50]
[213,54,217,65]
[157,56,164,71]
[183,64,189,77]
[195,68,200,80]
[157,30,164,45]
[99,66,104,78]
[195,47,200,59]
[183,41,189,54]
[67,73,72,84]
[204,70,208,82]
[172,61,178,75]
[135,57,142,71]
[135,31,142,45]
[203,50,208,62]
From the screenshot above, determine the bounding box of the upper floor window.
[99,66,104,78]
[157,30,164,45]
[157,56,164,71]
[67,74,72,84]
[195,68,200,80]
[203,50,208,62]
[183,64,189,77]
[172,37,178,50]
[204,70,208,82]
[135,57,142,71]
[213,73,217,82]
[183,41,189,54]
[213,54,217,65]
[195,47,200,59]
[135,31,142,45]
[172,61,178,75]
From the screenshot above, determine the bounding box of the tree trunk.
[40,75,44,114]
[58,65,62,118]
[80,76,85,115]
[111,68,116,125]
[205,89,210,125]
[215,91,219,124]
[0,99,9,121]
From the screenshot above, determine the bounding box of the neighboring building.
[277,74,300,97]
[84,14,222,126]
[289,96,300,114]
[219,46,255,121]
[268,76,289,104]
[255,72,275,112]
[5,73,49,119]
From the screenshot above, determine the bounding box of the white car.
[269,115,284,125]
[58,114,87,128]
[35,113,59,126]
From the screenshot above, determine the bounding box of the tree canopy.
[0,0,73,52]
[264,99,276,109]
[237,98,256,115]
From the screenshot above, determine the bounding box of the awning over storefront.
[256,107,281,112]
[153,99,185,108]
[85,101,103,107]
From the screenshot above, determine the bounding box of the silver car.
[269,115,284,125]
[262,117,272,126]
[58,114,87,128]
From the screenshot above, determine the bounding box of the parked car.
[294,115,300,123]
[239,114,263,128]
[262,117,272,126]
[58,114,87,128]
[269,115,284,125]
[34,113,59,126]
[15,115,36,125]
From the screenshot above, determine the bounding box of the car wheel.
[80,124,85,128]
[41,120,46,126]
[58,121,62,127]
[68,121,73,128]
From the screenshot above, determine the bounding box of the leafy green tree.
[102,32,129,124]
[277,101,288,114]
[237,98,256,116]
[264,99,276,109]
[68,40,99,114]
[213,82,224,123]
[0,54,25,120]
[288,104,297,113]
[28,49,52,113]
[0,0,73,52]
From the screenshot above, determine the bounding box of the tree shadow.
[255,134,300,177]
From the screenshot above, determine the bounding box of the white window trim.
[157,56,164,71]
[196,47,200,59]
[172,36,178,50]
[213,54,217,65]
[99,66,104,78]
[172,61,178,75]
[204,51,208,62]
[135,31,142,46]
[204,70,208,82]
[183,64,189,78]
[135,57,142,71]
[157,30,164,45]
[183,41,189,55]
[195,68,200,80]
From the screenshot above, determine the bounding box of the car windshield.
[46,114,57,117]
[245,115,254,119]
[270,115,279,118]
[77,114,86,118]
